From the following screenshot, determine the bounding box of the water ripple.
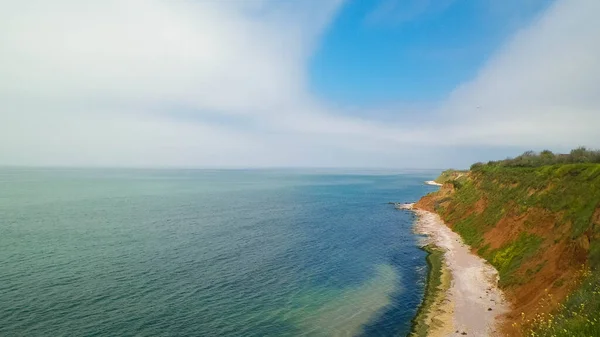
[0,169,434,336]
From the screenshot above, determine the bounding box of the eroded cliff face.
[415,165,600,335]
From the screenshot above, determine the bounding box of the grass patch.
[474,164,600,238]
[590,240,600,268]
[441,164,600,246]
[453,215,484,247]
[435,169,467,184]
[486,233,543,286]
[524,268,600,337]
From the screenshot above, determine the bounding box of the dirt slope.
[415,164,600,336]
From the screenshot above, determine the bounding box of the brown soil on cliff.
[414,180,596,336]
[414,182,453,212]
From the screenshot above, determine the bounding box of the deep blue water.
[0,168,440,336]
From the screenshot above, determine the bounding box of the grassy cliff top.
[434,169,467,184]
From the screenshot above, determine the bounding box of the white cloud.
[0,0,350,167]
[436,0,600,148]
[0,0,308,113]
[0,0,598,168]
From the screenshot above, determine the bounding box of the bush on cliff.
[479,147,600,169]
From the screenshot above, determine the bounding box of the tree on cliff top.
[473,147,600,169]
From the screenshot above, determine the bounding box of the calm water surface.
[0,168,440,336]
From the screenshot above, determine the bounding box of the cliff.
[415,163,600,336]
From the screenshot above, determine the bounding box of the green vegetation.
[471,147,600,169]
[488,233,544,286]
[524,268,600,337]
[435,169,468,184]
[453,215,484,247]
[440,163,600,249]
[432,148,600,336]
[411,245,448,337]
[471,163,600,238]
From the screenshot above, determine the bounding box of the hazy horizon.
[0,165,449,173]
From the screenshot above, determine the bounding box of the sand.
[425,181,443,186]
[403,203,509,336]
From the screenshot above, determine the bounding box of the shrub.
[490,148,600,168]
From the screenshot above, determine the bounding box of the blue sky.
[310,0,552,107]
[0,0,599,168]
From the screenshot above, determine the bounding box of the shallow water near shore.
[0,168,440,336]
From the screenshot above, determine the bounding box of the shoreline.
[402,203,509,336]
[410,244,453,337]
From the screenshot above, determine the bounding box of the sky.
[1,0,599,168]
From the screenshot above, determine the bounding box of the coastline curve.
[404,203,509,336]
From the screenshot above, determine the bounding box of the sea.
[0,168,441,336]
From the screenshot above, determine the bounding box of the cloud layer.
[0,0,598,168]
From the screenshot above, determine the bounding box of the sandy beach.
[403,203,509,336]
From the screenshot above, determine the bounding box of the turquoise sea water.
[0,168,440,336]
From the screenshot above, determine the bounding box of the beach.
[403,203,509,336]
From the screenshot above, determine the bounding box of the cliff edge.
[415,156,600,336]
